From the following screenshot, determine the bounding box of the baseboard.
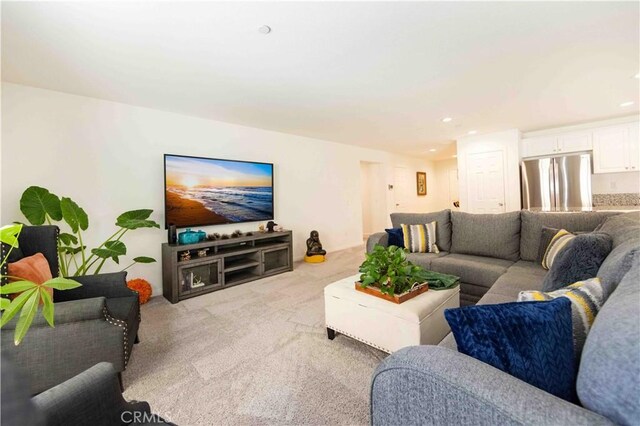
[292,242,365,263]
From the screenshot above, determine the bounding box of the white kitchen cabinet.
[557,132,592,154]
[592,124,639,173]
[521,136,558,158]
[521,131,592,158]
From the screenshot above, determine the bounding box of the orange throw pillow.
[7,253,54,299]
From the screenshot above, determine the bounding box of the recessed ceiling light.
[467,130,477,135]
[620,101,635,107]
[429,149,437,152]
[635,73,640,79]
[453,155,458,158]
[442,117,452,123]
[258,25,271,34]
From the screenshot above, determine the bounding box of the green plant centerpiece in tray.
[357,245,459,304]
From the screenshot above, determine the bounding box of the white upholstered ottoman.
[324,274,459,353]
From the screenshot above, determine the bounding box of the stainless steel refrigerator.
[521,153,593,211]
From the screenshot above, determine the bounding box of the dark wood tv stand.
[161,231,293,303]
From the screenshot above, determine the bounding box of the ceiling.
[3,2,639,159]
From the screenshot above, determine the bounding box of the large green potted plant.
[358,245,459,303]
[19,186,160,276]
[0,224,81,345]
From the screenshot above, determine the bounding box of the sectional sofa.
[367,209,640,425]
[367,209,623,305]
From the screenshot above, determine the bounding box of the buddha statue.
[306,230,326,257]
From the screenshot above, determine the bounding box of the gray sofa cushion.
[520,211,618,262]
[430,254,514,288]
[507,260,548,277]
[391,210,452,252]
[477,293,518,306]
[490,272,546,299]
[597,238,640,297]
[459,283,492,305]
[405,252,448,270]
[450,211,521,261]
[577,251,640,425]
[595,211,640,248]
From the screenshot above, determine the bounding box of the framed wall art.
[416,172,427,196]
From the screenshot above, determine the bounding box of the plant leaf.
[44,277,82,291]
[133,256,156,264]
[60,197,89,232]
[58,232,79,246]
[0,224,23,247]
[58,245,84,255]
[91,240,127,259]
[0,297,9,311]
[0,281,38,294]
[20,186,62,225]
[0,288,37,327]
[116,209,160,230]
[14,290,40,345]
[40,288,54,327]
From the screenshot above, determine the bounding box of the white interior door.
[466,151,506,213]
[393,167,413,212]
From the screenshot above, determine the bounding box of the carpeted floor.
[123,245,387,426]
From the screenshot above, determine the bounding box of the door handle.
[498,203,504,206]
[396,203,400,207]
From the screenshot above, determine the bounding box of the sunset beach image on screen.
[164,155,273,227]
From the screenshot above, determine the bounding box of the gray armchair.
[1,226,141,395]
[1,354,172,426]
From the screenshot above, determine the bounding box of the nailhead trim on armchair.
[102,306,131,366]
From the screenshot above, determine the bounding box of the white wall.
[456,129,521,212]
[360,164,372,236]
[360,162,387,237]
[591,171,640,194]
[1,83,437,294]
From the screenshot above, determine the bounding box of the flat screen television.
[164,154,274,228]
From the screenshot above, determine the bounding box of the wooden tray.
[355,281,428,304]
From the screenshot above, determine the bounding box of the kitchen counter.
[528,206,640,213]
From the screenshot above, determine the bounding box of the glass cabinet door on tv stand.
[177,258,222,296]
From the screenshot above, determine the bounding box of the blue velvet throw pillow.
[444,298,577,402]
[384,228,404,248]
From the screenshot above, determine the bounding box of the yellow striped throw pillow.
[518,277,604,358]
[541,229,576,270]
[401,222,439,253]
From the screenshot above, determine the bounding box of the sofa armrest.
[2,297,107,329]
[366,232,388,254]
[32,362,151,426]
[55,272,137,302]
[371,346,614,426]
[1,298,127,395]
